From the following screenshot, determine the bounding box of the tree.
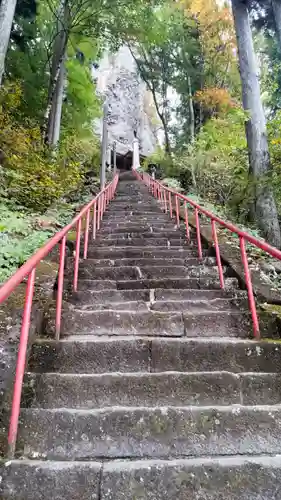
[231,0,281,247]
[272,0,281,49]
[127,3,201,153]
[0,0,18,85]
[44,0,69,146]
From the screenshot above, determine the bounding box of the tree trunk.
[231,0,281,247]
[162,117,171,156]
[272,0,281,50]
[0,0,18,85]
[188,76,195,143]
[44,0,68,145]
[188,76,196,189]
[51,58,66,147]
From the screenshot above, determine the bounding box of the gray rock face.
[94,46,158,157]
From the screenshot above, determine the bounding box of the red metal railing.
[0,173,119,458]
[137,170,281,340]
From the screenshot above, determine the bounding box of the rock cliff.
[94,46,158,158]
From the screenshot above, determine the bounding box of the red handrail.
[137,170,281,340]
[0,173,119,458]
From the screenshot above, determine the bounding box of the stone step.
[101,217,179,225]
[102,214,170,222]
[25,371,281,409]
[29,337,281,375]
[47,307,246,338]
[49,309,184,337]
[115,277,236,291]
[0,460,101,500]
[68,288,243,307]
[96,232,186,240]
[70,276,236,292]
[66,298,244,313]
[86,247,198,259]
[18,405,281,459]
[106,205,161,212]
[150,298,246,313]
[113,196,154,201]
[29,338,150,374]
[98,224,180,233]
[154,288,246,301]
[69,289,151,306]
[75,265,206,281]
[100,456,281,500]
[71,300,148,312]
[90,237,185,247]
[76,257,198,268]
[183,310,249,338]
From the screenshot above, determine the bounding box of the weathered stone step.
[106,205,161,212]
[99,224,180,233]
[102,214,170,222]
[100,456,281,500]
[67,298,244,314]
[152,338,281,372]
[154,288,246,301]
[37,372,220,412]
[90,237,185,247]
[51,309,184,337]
[29,337,281,375]
[96,232,186,240]
[69,288,241,307]
[69,289,151,306]
[183,310,248,338]
[150,298,245,313]
[101,217,178,225]
[75,265,206,281]
[70,276,235,292]
[72,300,148,312]
[0,460,101,500]
[86,247,198,259]
[18,405,281,459]
[25,371,281,409]
[76,257,198,268]
[115,277,234,291]
[29,338,150,374]
[48,307,246,338]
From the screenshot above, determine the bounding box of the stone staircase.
[2,172,281,499]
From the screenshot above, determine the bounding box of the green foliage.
[0,193,95,283]
[0,82,90,211]
[0,205,53,282]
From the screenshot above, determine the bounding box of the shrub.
[0,82,99,212]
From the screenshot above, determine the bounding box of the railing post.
[8,268,36,459]
[160,187,164,211]
[195,208,203,260]
[56,236,66,340]
[211,220,224,289]
[163,189,167,213]
[83,209,90,259]
[97,196,101,230]
[169,192,172,219]
[184,204,190,242]
[92,200,97,240]
[175,194,180,227]
[239,236,260,338]
[101,193,104,218]
[73,218,81,292]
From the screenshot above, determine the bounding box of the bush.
[0,82,99,212]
